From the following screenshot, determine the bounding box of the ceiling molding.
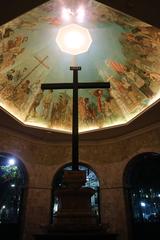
[0,101,159,142]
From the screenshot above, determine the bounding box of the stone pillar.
[23,186,51,240]
[101,187,128,240]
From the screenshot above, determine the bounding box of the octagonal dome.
[56,23,92,55]
[0,0,160,133]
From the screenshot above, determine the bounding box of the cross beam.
[41,66,110,171]
[41,82,110,89]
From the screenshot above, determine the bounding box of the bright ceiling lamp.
[76,6,85,23]
[56,24,92,55]
[62,6,85,23]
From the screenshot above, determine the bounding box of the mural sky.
[0,0,160,133]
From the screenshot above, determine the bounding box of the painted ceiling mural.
[0,0,160,133]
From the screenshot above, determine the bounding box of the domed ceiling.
[0,0,160,133]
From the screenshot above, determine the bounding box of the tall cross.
[41,66,110,171]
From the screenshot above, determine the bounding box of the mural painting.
[0,0,160,132]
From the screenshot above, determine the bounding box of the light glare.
[62,8,72,21]
[62,6,85,23]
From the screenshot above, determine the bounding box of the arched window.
[0,153,27,239]
[52,163,100,223]
[124,152,160,240]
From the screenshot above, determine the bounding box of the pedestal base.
[34,171,117,240]
[34,231,117,240]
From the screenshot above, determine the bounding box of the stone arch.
[51,162,101,223]
[123,152,160,240]
[0,152,28,240]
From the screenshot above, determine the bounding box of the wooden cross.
[41,66,110,171]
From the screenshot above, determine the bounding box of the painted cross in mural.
[5,56,49,101]
[16,56,49,87]
[41,66,110,170]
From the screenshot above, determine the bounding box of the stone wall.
[0,123,160,240]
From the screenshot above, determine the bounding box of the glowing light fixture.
[140,202,146,207]
[8,158,15,166]
[11,184,15,188]
[56,24,92,55]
